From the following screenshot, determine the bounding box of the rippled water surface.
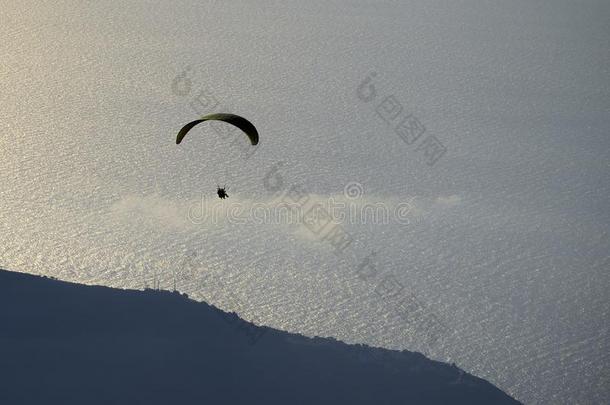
[1,1,608,403]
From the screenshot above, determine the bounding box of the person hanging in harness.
[217,186,228,199]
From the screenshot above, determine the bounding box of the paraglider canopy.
[176,113,259,146]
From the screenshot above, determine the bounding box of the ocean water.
[1,1,608,403]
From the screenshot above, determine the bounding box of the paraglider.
[176,113,258,199]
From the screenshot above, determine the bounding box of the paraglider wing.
[176,119,205,144]
[176,113,259,145]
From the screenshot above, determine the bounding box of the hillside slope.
[0,269,520,404]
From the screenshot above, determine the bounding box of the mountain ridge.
[0,268,520,404]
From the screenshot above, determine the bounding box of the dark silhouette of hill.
[0,269,520,404]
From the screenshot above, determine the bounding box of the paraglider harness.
[217,186,228,199]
